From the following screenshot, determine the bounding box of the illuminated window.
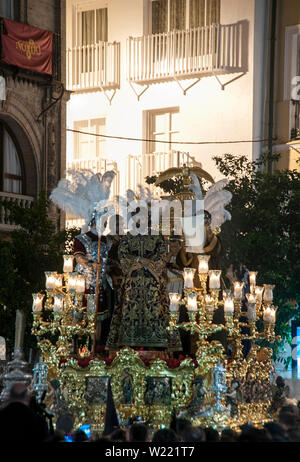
[151,0,220,33]
[0,123,23,194]
[73,118,106,160]
[74,2,108,46]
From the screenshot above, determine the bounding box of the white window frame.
[146,107,180,153]
[72,0,108,46]
[284,24,300,101]
[73,118,106,160]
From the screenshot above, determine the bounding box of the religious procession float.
[29,165,281,433]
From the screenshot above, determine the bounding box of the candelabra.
[168,255,280,415]
[31,255,97,369]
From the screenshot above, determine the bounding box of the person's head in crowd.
[7,383,30,405]
[220,428,238,442]
[279,404,299,417]
[55,413,74,441]
[152,428,179,442]
[204,427,220,442]
[278,412,300,431]
[181,426,205,442]
[73,429,89,442]
[110,429,127,442]
[173,418,192,440]
[237,427,271,442]
[128,423,150,442]
[264,421,288,442]
[287,428,300,442]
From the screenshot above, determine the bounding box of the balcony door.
[151,0,220,34]
[73,2,108,77]
[73,118,106,163]
[145,108,180,176]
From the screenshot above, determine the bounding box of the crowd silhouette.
[1,383,300,443]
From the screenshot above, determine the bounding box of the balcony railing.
[0,191,33,230]
[66,41,120,91]
[128,22,244,84]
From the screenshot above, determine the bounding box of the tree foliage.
[0,191,79,358]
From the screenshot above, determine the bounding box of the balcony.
[66,41,120,94]
[0,191,33,231]
[128,22,246,91]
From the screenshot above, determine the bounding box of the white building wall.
[66,0,267,188]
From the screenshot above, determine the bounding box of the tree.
[146,153,300,362]
[0,191,79,358]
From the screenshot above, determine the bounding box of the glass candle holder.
[224,296,234,315]
[233,282,244,300]
[263,284,275,303]
[32,293,44,312]
[67,272,78,292]
[254,286,264,302]
[204,294,214,312]
[249,271,257,286]
[183,268,196,289]
[76,274,86,294]
[54,274,63,289]
[169,293,181,312]
[247,303,257,321]
[63,255,74,273]
[187,292,198,311]
[245,293,256,305]
[53,294,65,312]
[45,271,57,290]
[208,270,221,289]
[197,255,210,274]
[263,304,277,323]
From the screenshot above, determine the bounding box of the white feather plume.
[204,179,232,229]
[50,169,116,229]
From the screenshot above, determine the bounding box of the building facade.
[0,0,67,232]
[65,0,273,215]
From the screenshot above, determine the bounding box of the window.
[284,25,300,139]
[151,0,220,33]
[0,123,23,194]
[74,3,108,46]
[148,108,180,152]
[73,118,106,160]
[0,0,15,20]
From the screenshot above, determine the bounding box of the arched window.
[0,123,23,194]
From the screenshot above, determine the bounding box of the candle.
[204,294,214,312]
[233,282,244,300]
[87,294,96,313]
[208,270,221,289]
[249,271,257,286]
[183,268,196,289]
[45,271,57,290]
[53,294,65,312]
[67,272,78,291]
[254,286,264,302]
[14,310,25,350]
[197,255,210,274]
[263,284,275,303]
[63,255,74,273]
[76,274,86,294]
[169,293,181,312]
[32,293,44,312]
[187,292,198,311]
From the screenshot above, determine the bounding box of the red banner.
[1,18,53,75]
